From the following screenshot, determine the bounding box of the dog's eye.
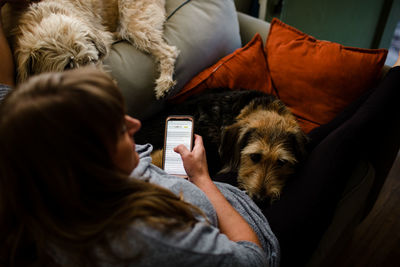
[250,153,262,163]
[277,159,287,167]
[65,56,75,70]
[64,63,72,70]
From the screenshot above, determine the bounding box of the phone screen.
[164,118,193,176]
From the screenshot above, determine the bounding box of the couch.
[104,1,400,266]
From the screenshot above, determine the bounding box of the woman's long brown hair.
[0,68,201,266]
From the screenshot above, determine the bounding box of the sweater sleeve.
[114,221,268,267]
[0,84,11,102]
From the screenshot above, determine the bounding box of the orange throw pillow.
[171,34,273,103]
[266,18,388,133]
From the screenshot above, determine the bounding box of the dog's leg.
[118,0,179,99]
[153,41,180,99]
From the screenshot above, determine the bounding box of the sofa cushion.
[172,18,387,133]
[104,0,241,120]
[265,18,388,133]
[171,34,273,103]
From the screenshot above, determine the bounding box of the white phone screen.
[164,119,193,176]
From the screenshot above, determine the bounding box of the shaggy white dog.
[9,0,179,99]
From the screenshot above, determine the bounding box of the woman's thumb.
[174,144,189,158]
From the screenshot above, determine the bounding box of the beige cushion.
[105,0,241,120]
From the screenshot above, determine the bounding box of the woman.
[0,67,279,266]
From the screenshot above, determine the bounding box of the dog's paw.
[151,149,163,168]
[154,77,176,99]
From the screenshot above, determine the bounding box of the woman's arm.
[394,51,400,67]
[0,1,15,86]
[174,135,262,248]
[0,0,41,86]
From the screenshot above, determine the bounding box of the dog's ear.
[219,123,254,173]
[219,123,241,173]
[16,49,35,83]
[289,130,309,162]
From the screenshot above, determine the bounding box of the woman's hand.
[174,134,262,248]
[174,134,211,186]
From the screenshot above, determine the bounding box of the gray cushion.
[105,0,242,120]
[237,12,270,46]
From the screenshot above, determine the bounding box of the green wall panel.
[280,0,386,48]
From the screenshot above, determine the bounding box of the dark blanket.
[259,67,400,266]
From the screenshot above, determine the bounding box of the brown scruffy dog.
[135,89,309,202]
[4,0,178,99]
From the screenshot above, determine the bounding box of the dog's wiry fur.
[135,89,308,202]
[6,0,178,98]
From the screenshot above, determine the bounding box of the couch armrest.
[306,160,375,267]
[237,12,270,45]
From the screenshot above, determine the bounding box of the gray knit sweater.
[112,144,280,267]
[0,84,10,102]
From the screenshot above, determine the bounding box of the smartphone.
[163,116,194,177]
